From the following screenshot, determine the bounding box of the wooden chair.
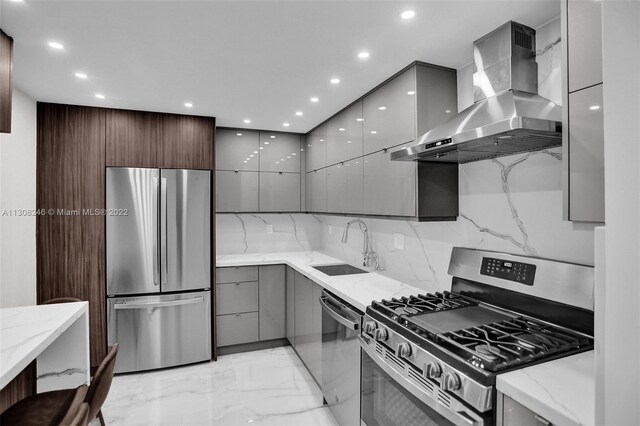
[0,385,88,425]
[61,402,89,426]
[0,344,119,426]
[42,297,82,304]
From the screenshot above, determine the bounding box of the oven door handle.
[319,296,359,331]
[358,336,483,426]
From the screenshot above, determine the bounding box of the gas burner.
[475,344,504,362]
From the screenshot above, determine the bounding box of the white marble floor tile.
[101,346,339,426]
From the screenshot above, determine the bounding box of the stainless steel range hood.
[391,21,562,163]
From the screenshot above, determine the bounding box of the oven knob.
[396,342,412,358]
[441,372,461,392]
[423,361,442,379]
[364,321,378,335]
[374,327,388,342]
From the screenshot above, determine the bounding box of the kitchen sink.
[311,264,369,276]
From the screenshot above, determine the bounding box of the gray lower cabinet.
[217,312,259,347]
[363,150,417,216]
[216,265,286,347]
[216,170,259,212]
[286,267,295,345]
[259,172,301,212]
[293,271,322,385]
[258,265,286,341]
[568,85,605,222]
[497,393,552,426]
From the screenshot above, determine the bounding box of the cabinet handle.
[234,170,239,173]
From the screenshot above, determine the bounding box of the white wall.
[599,2,640,423]
[316,18,596,292]
[0,88,37,307]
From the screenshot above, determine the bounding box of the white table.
[0,302,90,392]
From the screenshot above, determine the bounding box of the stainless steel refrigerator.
[106,167,212,373]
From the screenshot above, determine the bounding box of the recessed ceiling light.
[48,41,64,50]
[356,118,364,122]
[264,141,270,145]
[184,102,193,108]
[287,156,291,159]
[244,119,251,124]
[292,153,296,156]
[319,139,325,142]
[270,135,276,139]
[95,93,105,99]
[260,147,264,150]
[310,97,319,103]
[8,0,24,3]
[371,130,377,134]
[347,140,352,144]
[250,155,254,158]
[283,122,290,127]
[280,158,285,161]
[358,51,370,59]
[236,133,243,136]
[445,109,451,114]
[589,105,601,110]
[276,161,280,164]
[401,10,416,20]
[244,161,247,163]
[339,128,345,131]
[253,151,258,154]
[407,91,416,95]
[75,72,88,79]
[295,111,303,116]
[378,106,387,110]
[330,78,340,84]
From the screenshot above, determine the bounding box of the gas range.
[359,248,594,426]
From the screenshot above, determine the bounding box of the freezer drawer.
[107,291,211,373]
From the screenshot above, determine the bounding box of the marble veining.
[497,351,595,426]
[102,346,338,426]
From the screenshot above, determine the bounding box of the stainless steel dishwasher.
[320,289,363,426]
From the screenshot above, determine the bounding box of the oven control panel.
[480,257,536,285]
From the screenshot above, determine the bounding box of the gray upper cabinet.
[363,151,416,217]
[567,0,603,92]
[215,129,260,171]
[415,65,458,137]
[568,85,604,222]
[326,101,364,165]
[258,265,286,341]
[562,0,605,222]
[363,67,416,154]
[306,169,327,213]
[216,170,259,212]
[326,160,364,214]
[259,172,300,212]
[306,123,327,171]
[259,132,301,173]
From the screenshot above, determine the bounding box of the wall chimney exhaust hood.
[391,21,562,163]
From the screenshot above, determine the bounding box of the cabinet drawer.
[217,312,259,347]
[216,281,258,315]
[216,266,259,284]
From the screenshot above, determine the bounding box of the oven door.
[359,336,486,426]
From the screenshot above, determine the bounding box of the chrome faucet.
[341,219,380,270]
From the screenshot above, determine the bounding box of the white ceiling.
[1,0,560,133]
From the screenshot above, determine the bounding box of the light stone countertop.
[0,302,89,388]
[497,351,594,426]
[217,251,596,426]
[216,251,424,312]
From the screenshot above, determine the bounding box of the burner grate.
[438,317,593,372]
[371,291,476,322]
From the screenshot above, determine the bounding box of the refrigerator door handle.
[113,297,204,310]
[160,176,168,286]
[152,176,159,287]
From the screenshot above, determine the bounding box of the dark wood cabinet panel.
[0,29,14,133]
[36,103,106,367]
[106,109,161,167]
[0,362,35,414]
[160,114,215,169]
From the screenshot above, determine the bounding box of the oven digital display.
[480,257,536,285]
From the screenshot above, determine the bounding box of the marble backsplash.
[215,17,596,293]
